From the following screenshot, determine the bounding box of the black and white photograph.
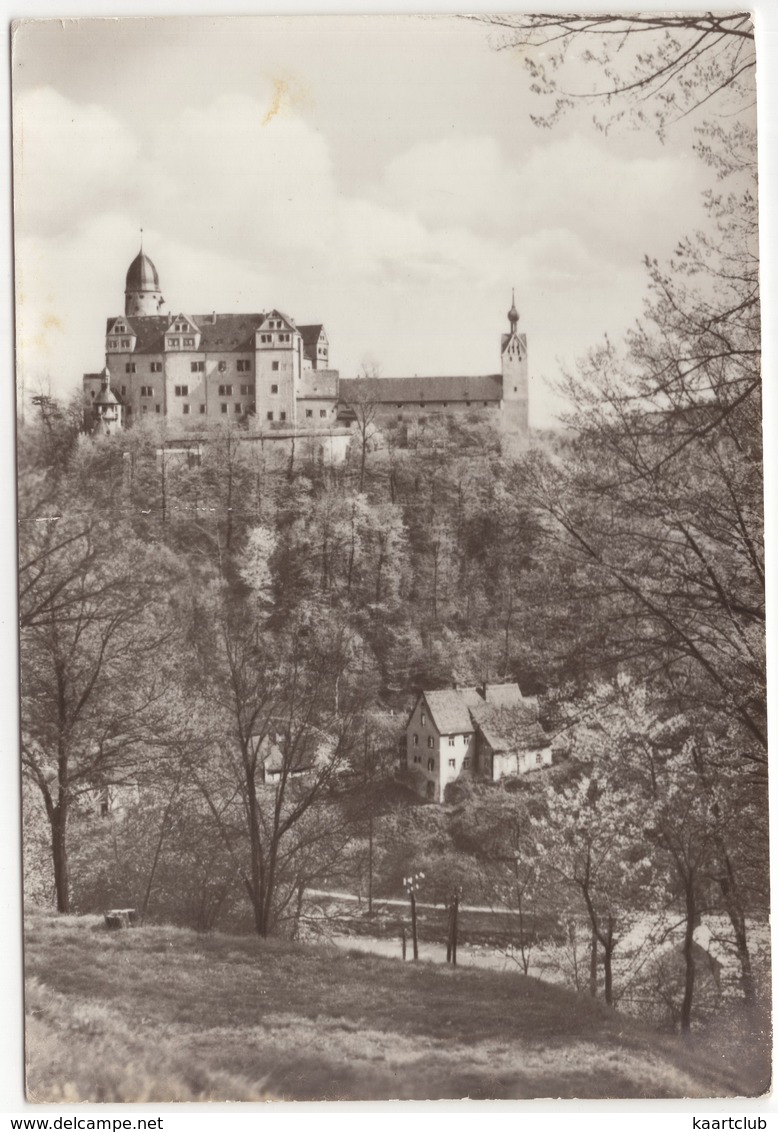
[11,10,770,1104]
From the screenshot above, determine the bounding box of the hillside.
[24,912,768,1102]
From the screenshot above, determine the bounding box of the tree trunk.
[680,882,697,1033]
[603,942,613,1006]
[589,928,598,998]
[51,806,70,913]
[410,891,419,960]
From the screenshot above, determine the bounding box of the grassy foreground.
[24,911,769,1102]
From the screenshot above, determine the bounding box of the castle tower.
[500,290,528,436]
[92,367,122,435]
[124,243,164,317]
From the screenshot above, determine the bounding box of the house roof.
[252,733,314,775]
[472,704,549,753]
[482,682,524,707]
[339,374,503,405]
[422,690,475,736]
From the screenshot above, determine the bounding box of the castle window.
[448,737,455,747]
[183,404,190,415]
[234,403,242,413]
[190,362,204,373]
[200,405,206,414]
[427,758,435,772]
[240,384,253,395]
[237,360,251,372]
[175,385,189,397]
[140,386,153,397]
[125,363,136,374]
[514,387,518,393]
[272,362,280,372]
[218,384,232,396]
[221,404,228,414]
[155,405,161,413]
[306,409,313,418]
[466,401,471,407]
[107,339,117,348]
[319,409,326,418]
[463,757,470,770]
[427,736,434,749]
[174,322,188,333]
[280,411,286,422]
[484,401,488,407]
[121,385,127,396]
[271,384,278,394]
[396,403,403,409]
[141,405,148,413]
[260,334,271,343]
[121,338,131,349]
[443,402,448,408]
[267,412,274,421]
[150,362,162,373]
[167,338,180,348]
[218,361,227,373]
[183,338,195,348]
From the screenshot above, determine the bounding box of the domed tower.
[125,243,164,317]
[501,289,528,437]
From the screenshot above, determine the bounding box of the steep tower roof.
[125,250,160,294]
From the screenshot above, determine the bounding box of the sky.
[10,14,727,427]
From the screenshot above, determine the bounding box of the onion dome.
[94,367,119,405]
[508,289,519,328]
[125,250,160,294]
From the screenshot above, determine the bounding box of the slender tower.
[500,290,529,436]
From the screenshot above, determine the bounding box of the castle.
[84,246,530,441]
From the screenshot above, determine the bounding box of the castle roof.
[105,314,263,353]
[299,369,339,399]
[125,251,160,294]
[339,374,502,405]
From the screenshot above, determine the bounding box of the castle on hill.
[84,246,530,442]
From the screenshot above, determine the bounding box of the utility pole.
[404,872,424,960]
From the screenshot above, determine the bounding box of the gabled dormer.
[255,310,297,349]
[105,317,137,353]
[164,314,201,351]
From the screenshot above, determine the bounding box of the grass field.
[24,910,770,1102]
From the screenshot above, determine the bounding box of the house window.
[190,362,204,373]
[240,384,253,395]
[427,736,434,749]
[271,384,278,394]
[279,333,291,342]
[319,409,327,418]
[306,409,313,418]
[536,751,543,765]
[140,386,153,397]
[150,362,162,373]
[237,360,251,372]
[421,712,426,727]
[449,759,456,768]
[427,758,435,772]
[183,404,190,415]
[463,757,470,769]
[155,405,161,413]
[280,411,286,421]
[175,385,189,397]
[173,321,188,333]
[267,412,274,421]
[272,361,280,372]
[218,384,232,396]
[221,404,228,414]
[234,403,242,413]
[199,404,206,414]
[167,338,180,348]
[412,734,418,746]
[121,338,131,349]
[183,337,195,348]
[125,363,136,374]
